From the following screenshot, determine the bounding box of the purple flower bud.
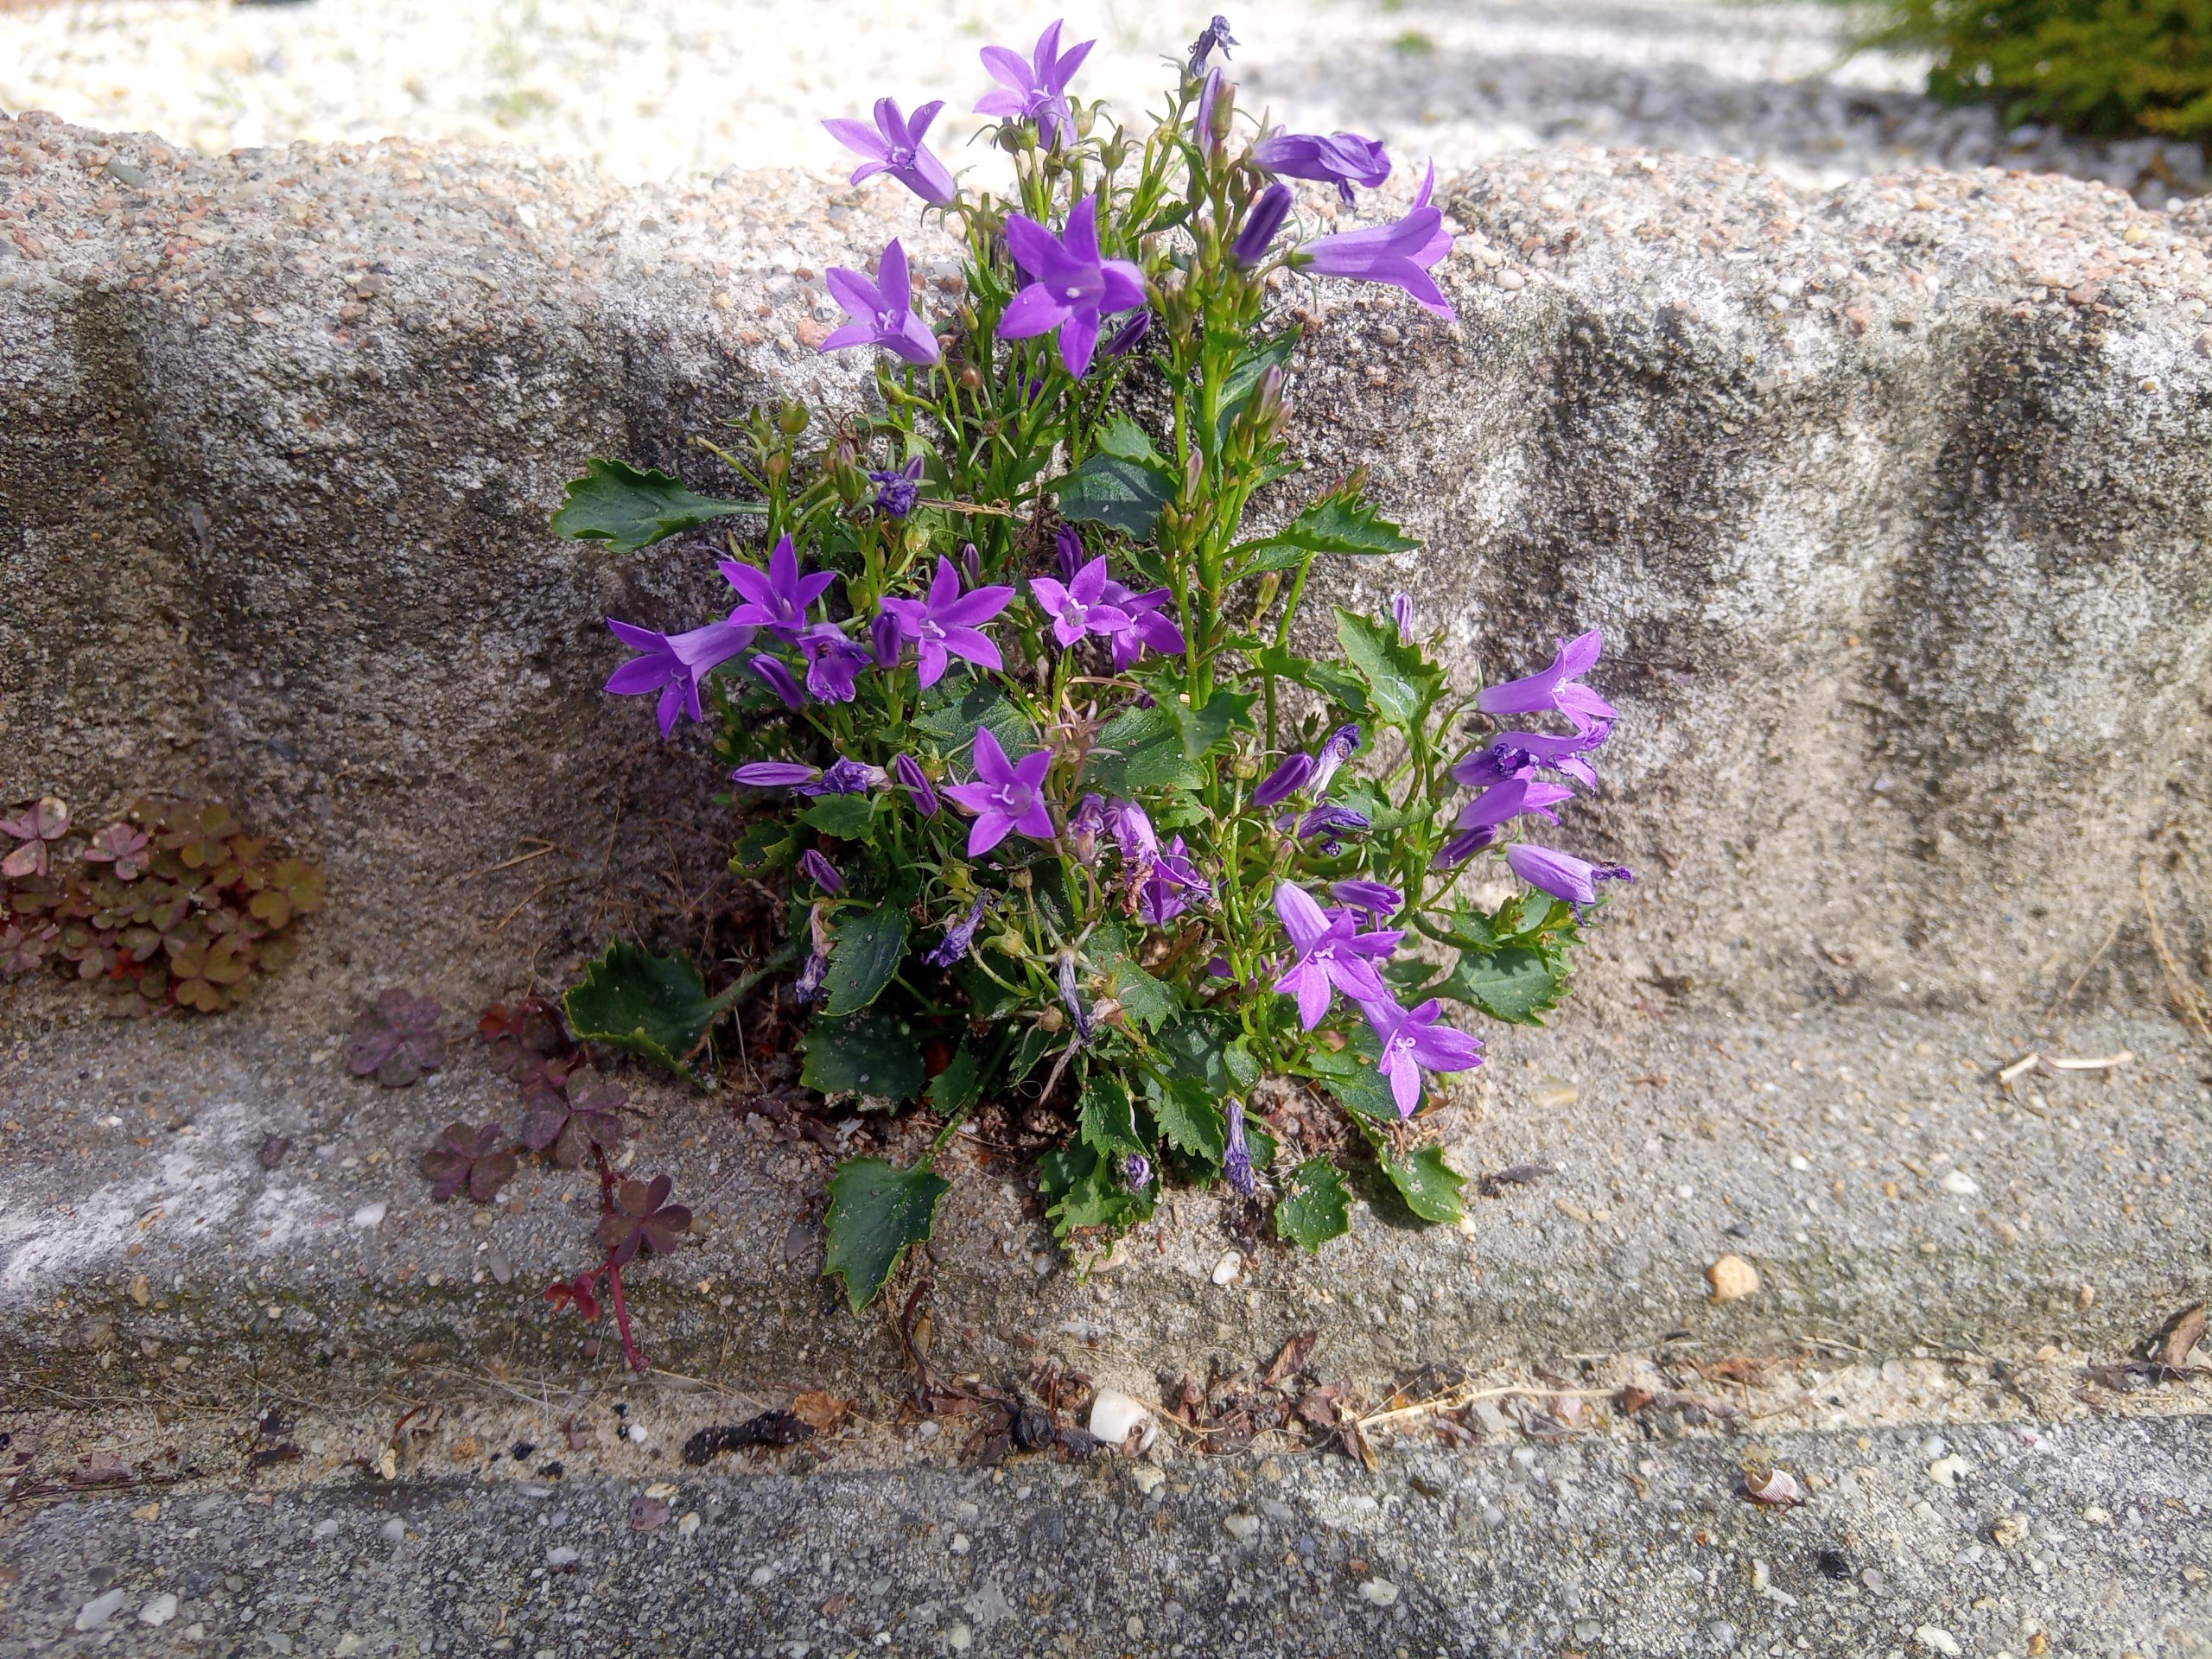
[960,541,982,587]
[1103,310,1151,359]
[1233,182,1292,269]
[892,753,939,817]
[1056,524,1087,582]
[747,653,804,711]
[1279,804,1371,855]
[1206,955,1235,978]
[924,893,989,969]
[1067,792,1106,861]
[798,849,844,893]
[1251,750,1314,808]
[1310,722,1361,794]
[1057,952,1093,1046]
[871,608,903,668]
[1122,1150,1154,1190]
[1391,591,1414,645]
[1434,827,1490,868]
[799,757,888,797]
[1194,67,1224,156]
[1331,879,1402,918]
[1224,1100,1255,1198]
[731,761,822,791]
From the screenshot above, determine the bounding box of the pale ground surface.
[0,0,2202,200]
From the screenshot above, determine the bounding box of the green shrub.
[1836,0,2212,143]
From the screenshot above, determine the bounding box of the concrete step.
[4,1006,2206,1406]
[1,1413,2205,1658]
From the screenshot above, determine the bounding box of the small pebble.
[1707,1255,1758,1301]
[1211,1250,1241,1287]
[138,1593,178,1627]
[1088,1389,1157,1455]
[677,1512,701,1537]
[1357,1579,1400,1607]
[545,1546,579,1567]
[1928,1454,1968,1487]
[1224,1512,1260,1541]
[75,1591,126,1631]
[1914,1626,1962,1657]
[1938,1168,1980,1196]
[351,1201,387,1229]
[380,1519,406,1542]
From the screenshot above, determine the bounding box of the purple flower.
[1357,995,1485,1116]
[1106,798,1157,864]
[869,609,903,668]
[1028,555,1133,649]
[1254,129,1392,207]
[1092,580,1184,671]
[722,533,837,640]
[800,623,870,703]
[1451,726,1609,791]
[730,761,823,791]
[892,753,938,817]
[822,97,958,207]
[1224,1101,1256,1197]
[1296,161,1453,319]
[1310,723,1361,794]
[603,618,753,738]
[747,653,804,710]
[1271,880,1401,1029]
[799,849,843,893]
[869,456,925,518]
[1188,12,1236,73]
[801,758,887,798]
[1194,67,1224,156]
[960,541,982,586]
[820,237,939,367]
[1476,629,1616,725]
[1136,836,1208,926]
[1067,793,1106,861]
[1232,181,1292,268]
[1391,592,1414,645]
[976,19,1093,149]
[1505,844,1633,911]
[998,196,1147,378]
[1280,804,1371,852]
[879,556,1017,689]
[1331,879,1402,918]
[1057,952,1093,1046]
[1104,310,1151,359]
[1121,1151,1154,1190]
[1252,751,1313,808]
[942,728,1056,857]
[924,893,989,969]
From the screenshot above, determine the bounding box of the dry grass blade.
[2140,863,2212,1051]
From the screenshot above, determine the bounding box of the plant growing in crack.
[554,13,1633,1310]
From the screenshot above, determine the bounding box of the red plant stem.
[591,1146,650,1373]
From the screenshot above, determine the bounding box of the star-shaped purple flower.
[878,556,1016,689]
[998,195,1147,378]
[1297,161,1454,320]
[942,728,1057,857]
[975,19,1093,149]
[1357,995,1485,1116]
[1028,555,1132,648]
[1092,579,1183,671]
[602,618,753,738]
[722,534,837,641]
[800,623,871,703]
[1271,880,1402,1030]
[821,238,940,367]
[1451,725,1609,792]
[822,97,958,207]
[1476,628,1617,725]
[1136,836,1209,926]
[1254,129,1392,207]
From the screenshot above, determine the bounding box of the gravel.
[0,0,2202,203]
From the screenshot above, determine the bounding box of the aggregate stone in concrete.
[0,1415,2205,1658]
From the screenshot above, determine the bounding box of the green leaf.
[1241,489,1418,560]
[929,1041,981,1115]
[1335,607,1442,728]
[1274,1158,1352,1251]
[1147,1074,1226,1166]
[800,1009,927,1103]
[819,906,910,1017]
[1354,1120,1466,1223]
[910,672,1033,758]
[1252,642,1371,718]
[1079,1073,1145,1157]
[1051,448,1178,539]
[1213,332,1299,447]
[1299,1028,1405,1122]
[564,940,717,1084]
[550,458,765,553]
[801,794,877,840]
[823,1155,949,1312]
[1433,944,1567,1025]
[1156,1010,1243,1096]
[731,817,798,874]
[1094,415,1162,465]
[1088,921,1178,1033]
[1086,704,1205,795]
[1038,1141,1152,1239]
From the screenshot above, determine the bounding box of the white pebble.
[545,1546,579,1567]
[76,1591,126,1631]
[138,1593,179,1627]
[1224,1512,1260,1541]
[1357,1579,1400,1606]
[1939,1168,1980,1196]
[1913,1627,1962,1657]
[380,1519,406,1542]
[1088,1388,1158,1455]
[677,1512,701,1537]
[1211,1250,1242,1286]
[1928,1454,1969,1487]
[950,1532,970,1554]
[626,1423,648,1444]
[350,1201,387,1229]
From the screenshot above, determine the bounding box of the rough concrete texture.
[2,1415,2206,1657]
[4,1005,2203,1402]
[4,111,2212,1024]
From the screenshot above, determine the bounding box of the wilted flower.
[823,98,958,207]
[1122,1150,1154,1190]
[942,728,1056,856]
[1310,722,1361,794]
[869,455,925,518]
[803,758,889,797]
[1056,951,1094,1045]
[1106,798,1158,864]
[976,19,1093,149]
[1279,804,1370,854]
[1295,161,1453,318]
[999,196,1147,378]
[1066,792,1106,861]
[794,902,836,1002]
[1224,1100,1256,1197]
[924,893,990,968]
[1189,13,1236,73]
[1136,836,1208,925]
[1451,725,1609,791]
[722,533,837,640]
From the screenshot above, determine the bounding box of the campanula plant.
[553,14,1628,1312]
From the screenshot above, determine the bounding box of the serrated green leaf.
[563,940,715,1084]
[1051,448,1178,539]
[1079,1073,1145,1156]
[800,1009,926,1104]
[1147,1073,1226,1166]
[1086,704,1205,794]
[929,1040,981,1114]
[1094,416,1162,465]
[731,817,798,874]
[1335,607,1442,728]
[550,458,765,553]
[801,794,876,840]
[823,1155,949,1312]
[1156,1011,1242,1096]
[819,906,909,1017]
[1433,944,1567,1025]
[1300,1026,1407,1121]
[910,671,1034,758]
[1089,920,1178,1033]
[1233,490,1418,568]
[1252,642,1371,719]
[1274,1158,1352,1251]
[1039,1141,1153,1239]
[1354,1119,1465,1223]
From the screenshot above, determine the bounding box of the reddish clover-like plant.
[422,1121,519,1203]
[543,1270,602,1322]
[524,1068,628,1169]
[348,988,448,1087]
[79,823,150,880]
[0,798,69,880]
[598,1173,691,1268]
